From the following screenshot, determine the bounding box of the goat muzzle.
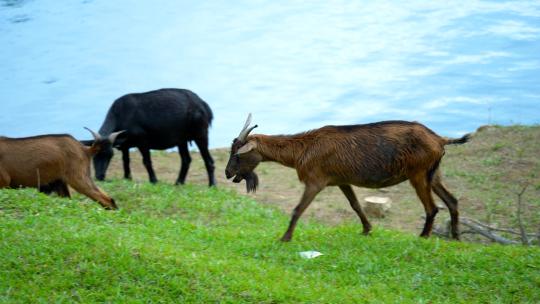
[225,169,234,180]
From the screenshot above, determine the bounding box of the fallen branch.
[459,218,519,245]
[460,217,537,237]
[429,216,539,245]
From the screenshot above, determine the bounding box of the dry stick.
[459,218,519,245]
[516,183,530,245]
[461,217,537,237]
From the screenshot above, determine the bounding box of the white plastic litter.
[299,251,323,259]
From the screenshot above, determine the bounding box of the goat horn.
[108,130,125,144]
[237,113,258,141]
[84,127,102,141]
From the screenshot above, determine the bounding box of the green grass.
[1,182,539,303]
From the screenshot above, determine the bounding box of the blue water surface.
[1,0,539,148]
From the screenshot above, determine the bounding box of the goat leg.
[195,137,216,187]
[410,174,439,237]
[339,185,372,235]
[68,178,118,210]
[176,142,191,185]
[122,148,132,180]
[432,175,460,240]
[139,147,158,183]
[281,184,322,242]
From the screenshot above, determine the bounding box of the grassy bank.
[1,182,539,303]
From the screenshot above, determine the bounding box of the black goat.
[84,88,215,186]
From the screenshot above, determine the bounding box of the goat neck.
[250,134,304,168]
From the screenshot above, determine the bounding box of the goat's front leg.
[122,148,131,180]
[281,183,323,242]
[139,147,158,183]
[176,142,191,185]
[69,178,118,210]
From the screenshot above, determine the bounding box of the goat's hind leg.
[339,185,372,235]
[195,136,216,187]
[432,173,460,240]
[409,173,438,238]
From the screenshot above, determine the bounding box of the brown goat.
[225,114,470,241]
[0,129,123,209]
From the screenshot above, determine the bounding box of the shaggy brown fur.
[0,134,118,209]
[226,119,470,241]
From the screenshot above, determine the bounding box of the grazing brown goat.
[225,114,470,241]
[0,128,123,209]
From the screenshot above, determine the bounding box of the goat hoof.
[280,236,292,242]
[362,225,372,235]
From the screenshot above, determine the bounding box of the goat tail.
[444,133,471,145]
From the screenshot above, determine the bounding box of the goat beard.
[232,171,259,193]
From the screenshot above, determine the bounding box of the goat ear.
[236,140,257,155]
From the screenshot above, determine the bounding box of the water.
[1,0,539,148]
